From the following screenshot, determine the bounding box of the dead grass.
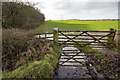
[14,38,51,70]
[2,29,35,71]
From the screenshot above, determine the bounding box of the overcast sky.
[22,0,119,20]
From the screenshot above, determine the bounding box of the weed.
[109,75,115,79]
[102,57,109,63]
[95,52,103,57]
[96,65,102,70]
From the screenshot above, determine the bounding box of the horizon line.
[46,19,119,21]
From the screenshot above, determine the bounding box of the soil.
[94,47,119,57]
[86,47,120,79]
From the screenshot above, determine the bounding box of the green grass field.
[36,20,118,33]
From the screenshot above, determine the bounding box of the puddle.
[54,66,89,78]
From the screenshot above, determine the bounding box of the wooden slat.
[35,33,53,35]
[61,54,85,56]
[62,45,79,47]
[58,40,107,42]
[62,44,106,48]
[90,46,106,48]
[40,37,53,39]
[59,30,110,32]
[59,42,71,45]
[63,46,105,48]
[62,51,80,52]
[62,50,80,51]
[58,37,108,40]
[61,52,80,53]
[59,43,77,45]
[61,58,86,60]
[60,57,86,59]
[41,39,53,41]
[58,34,109,37]
[59,65,86,67]
[58,41,107,43]
[59,43,107,47]
[59,61,85,63]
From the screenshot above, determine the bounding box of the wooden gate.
[58,29,116,48]
[36,28,116,48]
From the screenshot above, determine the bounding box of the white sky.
[21,0,120,20]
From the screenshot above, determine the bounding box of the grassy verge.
[76,43,119,79]
[2,42,61,78]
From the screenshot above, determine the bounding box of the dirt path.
[93,47,119,57]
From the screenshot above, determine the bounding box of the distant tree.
[2,1,45,29]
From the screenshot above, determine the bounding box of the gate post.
[45,33,47,39]
[107,28,116,48]
[53,28,58,43]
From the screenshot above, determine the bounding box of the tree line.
[2,1,45,29]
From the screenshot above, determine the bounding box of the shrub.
[2,29,34,71]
